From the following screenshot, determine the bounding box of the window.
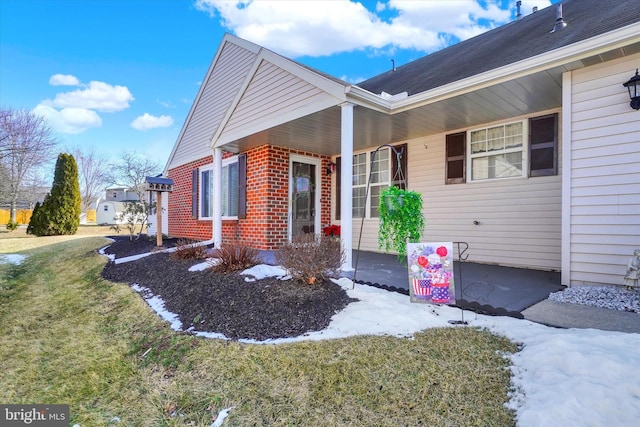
[470,121,525,181]
[200,168,212,218]
[446,115,558,183]
[221,159,239,217]
[353,148,390,218]
[334,144,406,220]
[195,154,247,220]
[103,205,108,211]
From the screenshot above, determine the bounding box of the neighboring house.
[96,187,140,225]
[163,0,640,287]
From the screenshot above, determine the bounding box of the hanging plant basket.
[378,186,425,261]
[385,193,404,213]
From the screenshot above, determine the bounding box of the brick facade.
[167,145,332,250]
[167,155,214,240]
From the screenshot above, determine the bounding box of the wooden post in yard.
[145,175,173,248]
[156,191,163,247]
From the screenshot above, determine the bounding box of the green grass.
[0,236,518,426]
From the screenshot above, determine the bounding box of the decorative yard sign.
[407,242,455,305]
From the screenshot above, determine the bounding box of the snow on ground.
[0,254,27,265]
[189,258,217,272]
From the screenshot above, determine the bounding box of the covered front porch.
[205,35,566,274]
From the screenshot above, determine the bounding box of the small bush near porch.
[277,233,344,284]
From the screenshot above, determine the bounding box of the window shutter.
[191,168,198,218]
[446,132,466,184]
[529,113,558,177]
[237,154,247,219]
[391,143,408,189]
[335,157,341,220]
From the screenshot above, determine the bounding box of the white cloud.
[47,80,134,113]
[194,0,551,57]
[131,113,174,131]
[35,75,134,134]
[49,73,81,86]
[33,104,102,134]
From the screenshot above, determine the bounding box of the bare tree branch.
[109,152,161,201]
[0,107,57,221]
[68,145,111,212]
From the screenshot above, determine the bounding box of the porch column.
[340,102,354,271]
[213,147,223,248]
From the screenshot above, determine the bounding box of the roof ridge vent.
[550,3,567,33]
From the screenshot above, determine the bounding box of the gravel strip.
[549,286,640,313]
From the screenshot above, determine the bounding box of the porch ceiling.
[223,67,562,157]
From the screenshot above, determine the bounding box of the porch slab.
[346,250,563,317]
[260,249,563,317]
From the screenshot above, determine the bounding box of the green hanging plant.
[378,185,425,261]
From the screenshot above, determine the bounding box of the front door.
[289,156,320,240]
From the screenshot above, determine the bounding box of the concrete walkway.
[522,300,640,333]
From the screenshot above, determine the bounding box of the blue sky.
[1,0,557,169]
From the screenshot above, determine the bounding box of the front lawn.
[0,236,517,426]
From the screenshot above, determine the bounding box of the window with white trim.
[221,158,239,218]
[352,148,390,218]
[198,158,240,219]
[469,121,525,181]
[446,114,558,185]
[200,168,212,218]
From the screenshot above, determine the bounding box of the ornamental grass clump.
[209,242,262,273]
[276,234,345,284]
[378,185,425,261]
[170,239,209,261]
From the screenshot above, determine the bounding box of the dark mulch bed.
[102,235,184,259]
[100,237,356,341]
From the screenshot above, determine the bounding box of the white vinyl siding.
[219,60,340,144]
[168,41,257,169]
[568,54,640,286]
[353,111,562,270]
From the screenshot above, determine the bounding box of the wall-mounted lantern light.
[623,68,640,110]
[326,161,336,175]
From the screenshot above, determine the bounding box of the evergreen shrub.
[27,153,81,236]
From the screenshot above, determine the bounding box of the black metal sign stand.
[448,241,469,325]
